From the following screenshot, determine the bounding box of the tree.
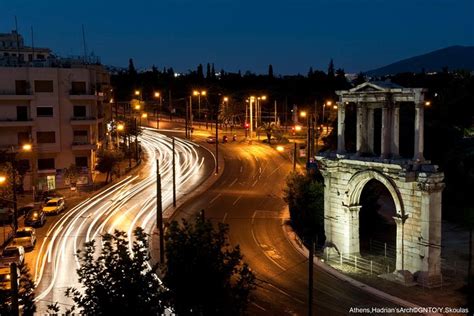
[327,59,335,79]
[95,150,123,183]
[259,122,279,143]
[128,58,137,76]
[49,227,164,315]
[308,66,314,78]
[197,64,204,80]
[283,172,325,246]
[63,164,80,188]
[268,64,274,78]
[206,63,211,79]
[0,263,36,316]
[163,213,255,315]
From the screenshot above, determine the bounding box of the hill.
[366,46,474,76]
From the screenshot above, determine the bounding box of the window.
[73,105,87,117]
[38,158,55,170]
[71,81,86,94]
[36,54,45,60]
[34,80,53,92]
[15,80,29,95]
[36,106,53,117]
[16,106,28,121]
[17,159,30,172]
[36,131,55,144]
[73,130,88,144]
[75,157,88,168]
[18,132,30,145]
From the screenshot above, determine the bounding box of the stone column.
[391,104,400,158]
[417,179,444,287]
[367,108,374,154]
[413,103,425,161]
[343,205,361,255]
[356,103,367,156]
[337,102,346,154]
[381,105,391,159]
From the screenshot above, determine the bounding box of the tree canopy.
[163,213,255,315]
[49,227,164,315]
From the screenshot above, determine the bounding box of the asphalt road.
[27,128,214,313]
[171,134,401,315]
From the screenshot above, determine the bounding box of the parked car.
[24,208,46,227]
[0,207,14,223]
[42,197,66,215]
[0,245,25,267]
[18,203,41,217]
[0,266,19,292]
[11,227,36,251]
[206,136,217,144]
[38,190,63,204]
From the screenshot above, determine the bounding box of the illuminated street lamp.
[141,113,148,119]
[425,101,431,107]
[276,145,284,152]
[322,100,332,133]
[0,175,6,184]
[256,95,267,128]
[116,122,125,148]
[300,111,307,118]
[154,91,163,128]
[193,90,207,120]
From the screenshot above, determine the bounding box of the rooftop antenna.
[31,26,35,63]
[82,24,88,63]
[15,16,21,64]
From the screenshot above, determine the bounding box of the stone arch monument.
[317,82,445,286]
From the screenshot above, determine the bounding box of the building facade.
[0,30,51,65]
[0,63,110,192]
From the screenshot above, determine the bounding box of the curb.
[282,222,424,309]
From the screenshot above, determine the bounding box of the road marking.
[240,166,243,173]
[228,178,237,187]
[252,179,258,187]
[209,193,222,204]
[222,212,228,223]
[259,167,262,174]
[266,283,305,304]
[252,302,267,312]
[232,195,242,205]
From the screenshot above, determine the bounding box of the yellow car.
[42,197,66,215]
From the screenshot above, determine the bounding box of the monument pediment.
[347,81,405,94]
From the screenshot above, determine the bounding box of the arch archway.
[358,179,397,259]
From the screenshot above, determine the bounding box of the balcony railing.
[0,89,32,95]
[71,116,97,121]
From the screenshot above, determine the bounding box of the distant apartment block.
[0,30,51,65]
[0,58,111,191]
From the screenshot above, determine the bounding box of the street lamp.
[154,91,163,128]
[116,122,124,148]
[192,90,207,121]
[322,100,332,133]
[256,95,267,129]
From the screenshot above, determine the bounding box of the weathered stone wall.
[318,156,444,285]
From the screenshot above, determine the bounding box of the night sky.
[1,0,473,74]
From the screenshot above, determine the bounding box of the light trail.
[32,129,213,311]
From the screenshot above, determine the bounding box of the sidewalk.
[283,219,467,311]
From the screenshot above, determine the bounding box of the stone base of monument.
[415,271,443,288]
[379,270,417,287]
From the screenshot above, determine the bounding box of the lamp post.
[249,96,255,139]
[322,100,332,135]
[256,95,267,128]
[154,91,162,129]
[193,90,206,122]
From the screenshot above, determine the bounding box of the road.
[172,135,401,315]
[28,128,214,312]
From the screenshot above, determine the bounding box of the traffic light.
[244,123,249,129]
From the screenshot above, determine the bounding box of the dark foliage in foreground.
[163,213,255,315]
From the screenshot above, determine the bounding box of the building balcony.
[69,90,98,101]
[0,118,34,127]
[0,90,34,100]
[70,116,98,125]
[71,141,97,151]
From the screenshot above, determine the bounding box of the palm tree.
[259,122,279,144]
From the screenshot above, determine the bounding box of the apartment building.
[0,30,51,65]
[0,62,110,192]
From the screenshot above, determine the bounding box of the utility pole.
[293,142,297,171]
[169,89,173,121]
[274,100,277,124]
[134,118,139,164]
[215,105,219,174]
[249,98,254,139]
[10,262,19,315]
[185,100,189,139]
[308,238,314,316]
[172,137,176,207]
[306,115,311,164]
[156,159,164,264]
